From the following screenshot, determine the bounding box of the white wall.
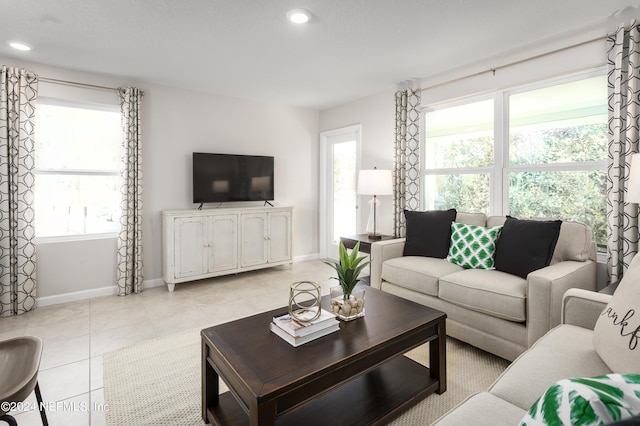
[0,56,320,302]
[2,32,613,301]
[141,86,320,290]
[144,85,320,282]
[420,40,607,106]
[319,39,609,237]
[37,237,117,299]
[319,90,396,236]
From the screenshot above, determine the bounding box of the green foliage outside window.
[509,123,607,249]
[509,169,606,248]
[427,135,492,214]
[510,123,607,165]
[427,123,607,249]
[430,173,490,214]
[429,135,493,168]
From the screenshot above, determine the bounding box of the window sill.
[35,233,118,244]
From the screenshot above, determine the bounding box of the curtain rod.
[420,33,610,93]
[38,76,145,95]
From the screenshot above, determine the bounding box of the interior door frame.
[319,124,362,260]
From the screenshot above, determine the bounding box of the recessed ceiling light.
[8,41,33,51]
[287,9,311,24]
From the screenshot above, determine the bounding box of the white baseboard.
[37,255,322,307]
[38,285,117,307]
[294,253,320,262]
[37,278,166,306]
[144,278,166,289]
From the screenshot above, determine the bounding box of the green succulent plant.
[322,242,370,299]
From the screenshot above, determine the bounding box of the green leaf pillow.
[446,222,502,270]
[519,374,640,426]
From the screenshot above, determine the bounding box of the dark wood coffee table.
[201,286,446,426]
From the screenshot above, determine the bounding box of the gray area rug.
[103,327,510,425]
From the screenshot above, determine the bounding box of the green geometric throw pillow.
[519,374,640,426]
[446,222,502,270]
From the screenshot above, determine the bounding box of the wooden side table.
[340,234,395,254]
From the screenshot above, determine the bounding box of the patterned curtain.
[0,66,38,316]
[393,88,421,237]
[607,21,640,283]
[117,87,144,296]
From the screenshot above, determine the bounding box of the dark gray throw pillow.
[494,216,562,279]
[403,209,457,258]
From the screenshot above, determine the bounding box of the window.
[424,71,607,248]
[34,99,122,238]
[507,75,607,247]
[424,99,494,214]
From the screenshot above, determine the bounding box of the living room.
[1,1,639,425]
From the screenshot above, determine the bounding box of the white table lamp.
[357,167,393,240]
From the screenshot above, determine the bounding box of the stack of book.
[270,308,339,347]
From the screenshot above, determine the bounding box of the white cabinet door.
[209,214,238,272]
[240,213,268,267]
[163,206,293,290]
[174,217,208,279]
[268,211,292,263]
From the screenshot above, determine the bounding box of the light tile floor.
[1,259,336,426]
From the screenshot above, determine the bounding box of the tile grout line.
[5,261,333,425]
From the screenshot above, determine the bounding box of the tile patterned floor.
[1,259,336,425]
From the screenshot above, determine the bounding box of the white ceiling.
[1,0,639,110]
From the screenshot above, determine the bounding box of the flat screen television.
[192,153,274,204]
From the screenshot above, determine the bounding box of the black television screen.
[193,153,274,204]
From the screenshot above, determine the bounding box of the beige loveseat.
[370,213,597,361]
[433,288,614,425]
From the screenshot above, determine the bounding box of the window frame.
[500,69,608,214]
[421,67,607,251]
[422,93,499,214]
[34,96,122,243]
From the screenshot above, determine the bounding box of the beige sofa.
[433,288,613,425]
[370,213,597,361]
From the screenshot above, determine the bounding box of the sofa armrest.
[369,238,405,289]
[562,288,611,330]
[525,260,596,347]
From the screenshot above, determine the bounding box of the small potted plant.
[322,242,369,320]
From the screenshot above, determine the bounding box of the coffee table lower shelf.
[206,355,438,426]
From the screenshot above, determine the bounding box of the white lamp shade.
[628,153,640,204]
[357,169,393,195]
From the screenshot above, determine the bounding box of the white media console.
[161,206,293,292]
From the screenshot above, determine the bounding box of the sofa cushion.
[455,212,487,227]
[551,220,594,263]
[446,222,503,270]
[403,209,457,258]
[494,216,562,278]
[439,269,527,322]
[382,256,463,297]
[486,215,507,227]
[490,325,612,411]
[519,373,640,426]
[593,253,640,373]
